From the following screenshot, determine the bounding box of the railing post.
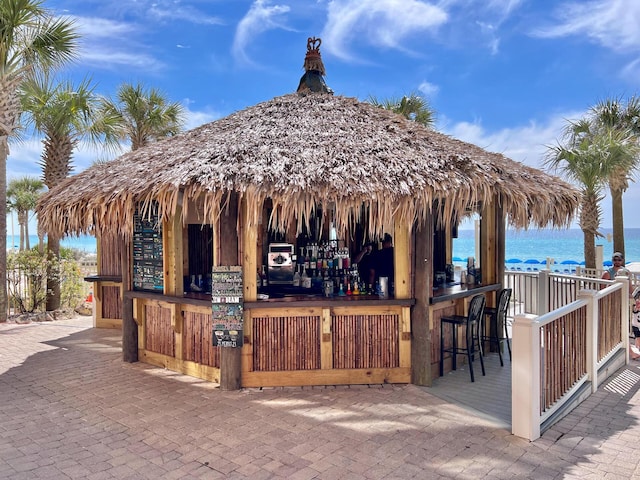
[615,277,631,365]
[538,270,550,315]
[578,289,598,392]
[512,313,541,441]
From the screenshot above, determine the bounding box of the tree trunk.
[583,229,596,269]
[0,139,7,322]
[24,212,30,250]
[46,235,61,311]
[611,187,625,256]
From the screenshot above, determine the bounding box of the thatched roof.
[37,92,579,239]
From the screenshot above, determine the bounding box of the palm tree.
[588,97,640,256]
[546,119,639,268]
[20,74,119,311]
[7,177,44,251]
[0,0,78,321]
[367,92,435,128]
[99,82,186,151]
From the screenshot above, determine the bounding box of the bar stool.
[483,288,512,365]
[440,294,486,382]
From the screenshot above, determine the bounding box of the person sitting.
[369,233,394,292]
[602,252,630,280]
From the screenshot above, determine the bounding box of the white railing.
[511,278,628,441]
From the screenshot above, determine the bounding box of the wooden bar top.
[430,282,501,304]
[124,290,414,309]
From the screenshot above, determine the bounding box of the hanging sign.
[211,266,244,348]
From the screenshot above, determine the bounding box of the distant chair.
[482,288,512,366]
[440,294,486,382]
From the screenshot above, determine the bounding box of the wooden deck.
[424,349,512,429]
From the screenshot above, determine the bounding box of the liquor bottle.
[292,266,301,287]
[301,268,311,288]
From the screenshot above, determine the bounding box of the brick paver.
[1,317,640,479]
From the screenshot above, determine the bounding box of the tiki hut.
[37,38,579,389]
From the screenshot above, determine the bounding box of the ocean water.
[8,228,640,265]
[454,227,640,266]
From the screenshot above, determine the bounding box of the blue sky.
[9,0,640,230]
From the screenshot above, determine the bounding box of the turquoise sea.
[8,227,640,265]
[454,227,640,267]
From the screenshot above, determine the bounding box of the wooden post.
[411,213,433,386]
[219,193,242,390]
[121,234,138,362]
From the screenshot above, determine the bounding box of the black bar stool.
[440,294,486,382]
[483,288,512,365]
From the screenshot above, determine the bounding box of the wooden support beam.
[411,214,433,386]
[394,222,411,299]
[163,197,184,297]
[121,235,138,363]
[219,194,247,391]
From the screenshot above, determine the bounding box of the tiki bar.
[36,38,579,390]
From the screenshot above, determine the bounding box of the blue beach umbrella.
[506,258,522,264]
[452,256,463,262]
[560,259,580,265]
[524,259,540,264]
[579,261,586,265]
[603,260,613,267]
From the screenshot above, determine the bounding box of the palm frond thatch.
[36,93,579,238]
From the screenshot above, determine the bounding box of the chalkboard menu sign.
[211,266,244,348]
[132,207,164,292]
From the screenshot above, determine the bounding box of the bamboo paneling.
[183,311,220,367]
[145,305,175,357]
[540,306,587,412]
[597,290,622,361]
[101,285,122,320]
[252,315,321,371]
[332,313,399,369]
[99,232,123,276]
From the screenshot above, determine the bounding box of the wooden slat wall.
[101,285,122,320]
[597,289,622,361]
[332,314,399,369]
[540,306,587,412]
[99,231,123,276]
[183,311,220,367]
[145,305,175,357]
[252,315,321,371]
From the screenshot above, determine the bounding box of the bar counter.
[430,282,501,304]
[125,289,414,309]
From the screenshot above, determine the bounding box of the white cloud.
[183,106,222,131]
[232,0,292,66]
[321,0,448,61]
[73,16,166,72]
[418,81,439,98]
[443,111,640,228]
[146,4,224,25]
[532,0,640,52]
[444,112,582,169]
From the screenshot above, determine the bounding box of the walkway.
[1,317,640,479]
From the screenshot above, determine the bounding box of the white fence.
[510,275,629,440]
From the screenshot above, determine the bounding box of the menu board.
[132,207,163,292]
[211,266,244,348]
